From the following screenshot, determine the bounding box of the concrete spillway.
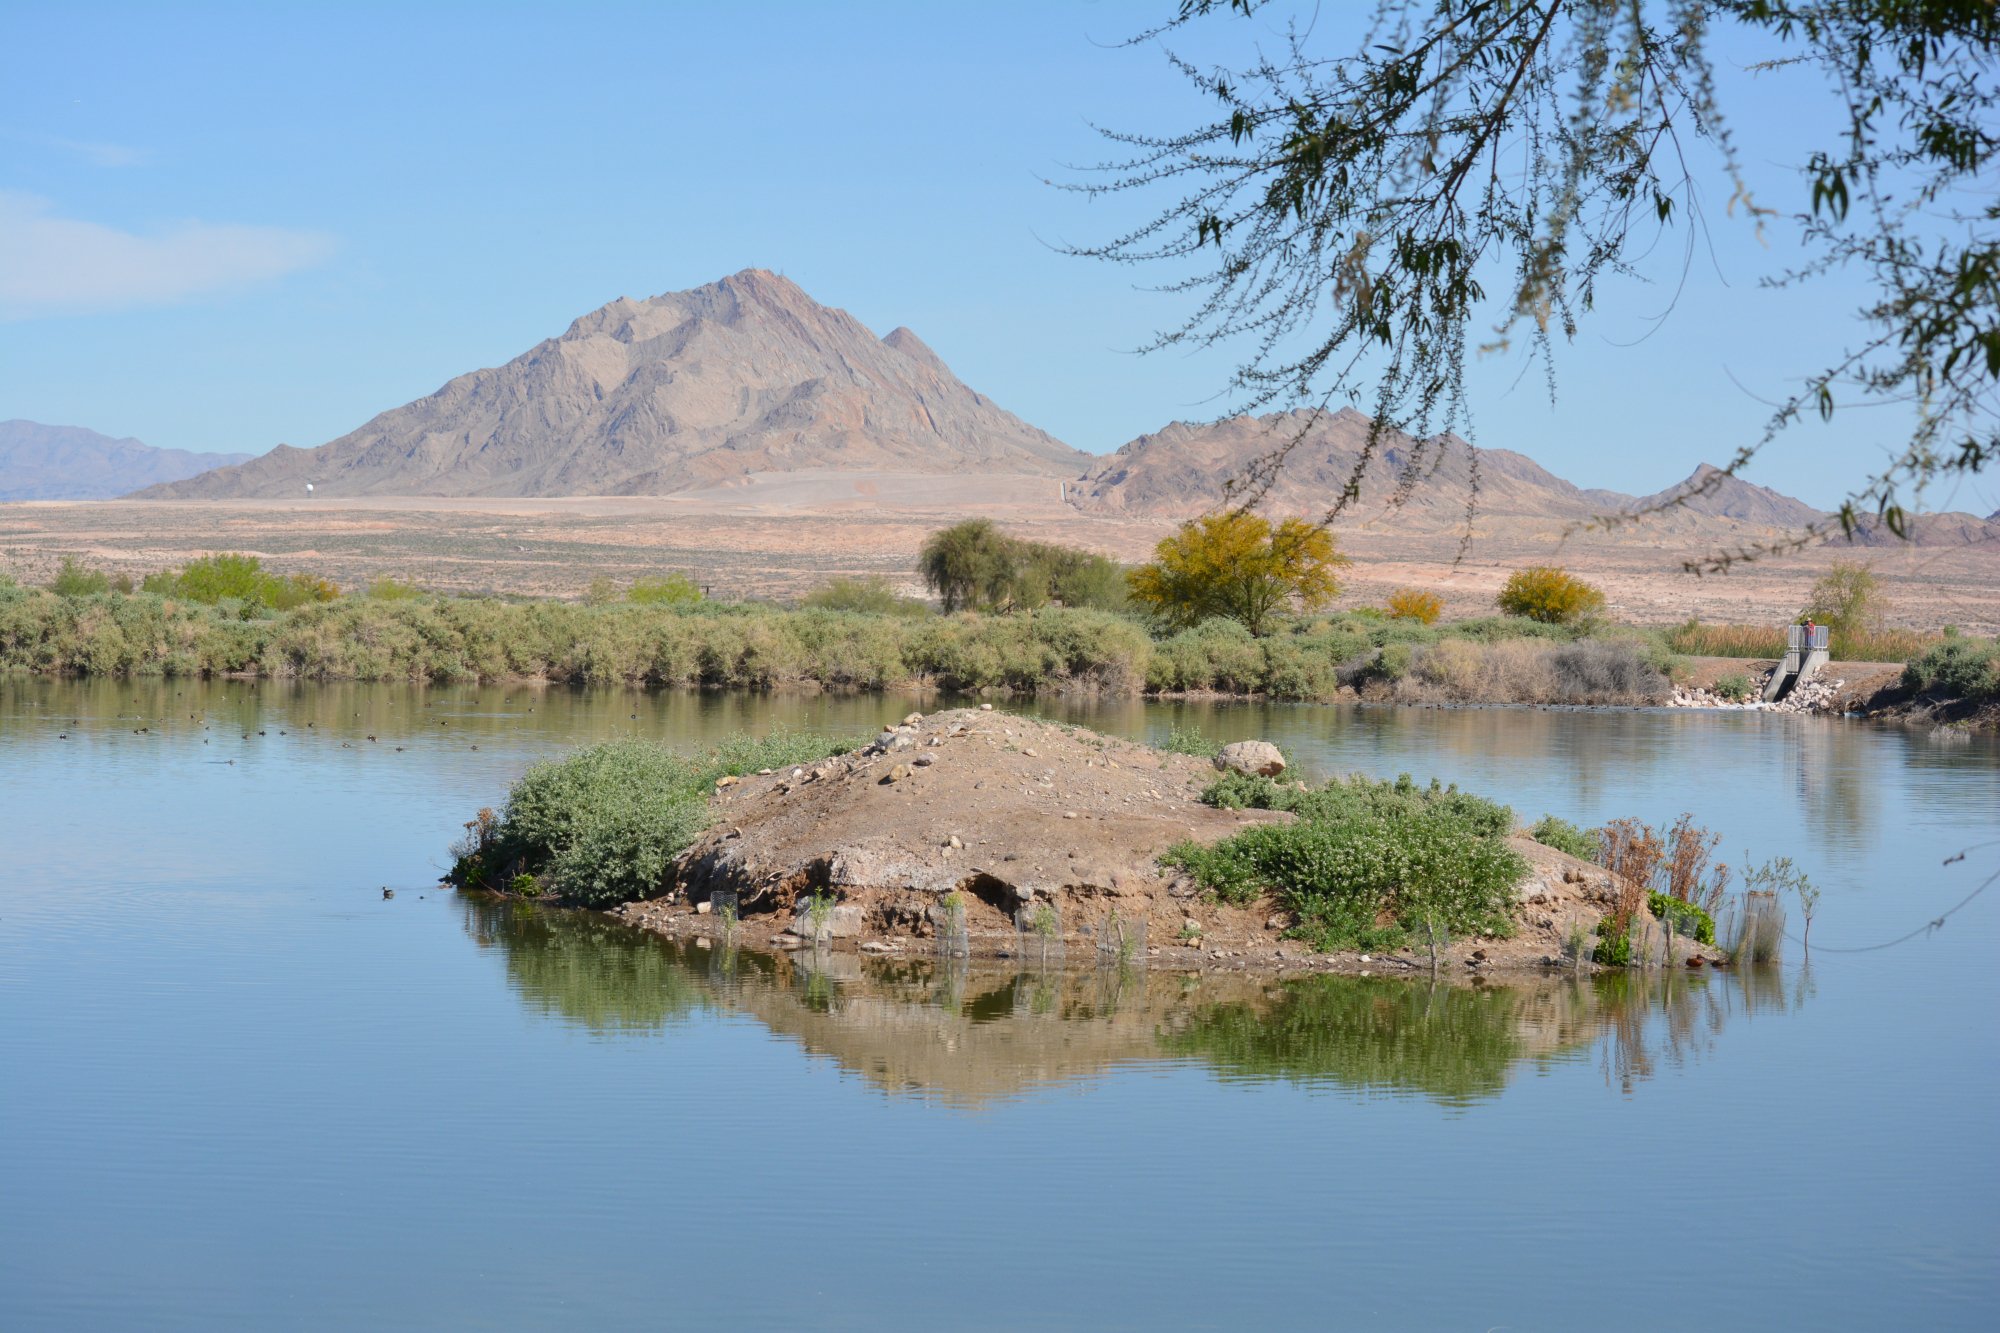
[1763,624,1832,702]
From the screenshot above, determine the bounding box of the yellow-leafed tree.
[1128,513,1347,636]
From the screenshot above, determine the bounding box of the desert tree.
[1066,1,1998,568]
[1127,510,1348,633]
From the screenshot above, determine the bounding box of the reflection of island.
[462,899,1809,1106]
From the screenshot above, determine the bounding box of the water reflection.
[465,899,708,1030]
[463,898,1808,1106]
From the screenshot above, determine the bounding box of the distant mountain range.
[49,267,1992,547]
[1071,408,1835,529]
[0,421,251,502]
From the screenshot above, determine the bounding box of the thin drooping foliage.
[1068,1,1998,567]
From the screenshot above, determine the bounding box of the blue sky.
[2,1,1988,514]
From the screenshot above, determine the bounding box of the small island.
[449,708,1745,976]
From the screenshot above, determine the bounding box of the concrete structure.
[1763,623,1831,701]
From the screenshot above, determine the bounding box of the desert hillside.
[134,270,1086,499]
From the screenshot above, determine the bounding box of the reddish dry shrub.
[1661,812,1729,914]
[1598,817,1661,943]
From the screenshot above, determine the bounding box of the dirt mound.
[614,709,1724,975]
[657,708,1282,935]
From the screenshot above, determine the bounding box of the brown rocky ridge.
[612,708,1724,976]
[1070,406,1995,545]
[134,269,1085,500]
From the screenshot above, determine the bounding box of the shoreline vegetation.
[2,549,1992,722]
[447,710,1808,977]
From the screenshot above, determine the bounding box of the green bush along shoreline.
[0,584,1680,703]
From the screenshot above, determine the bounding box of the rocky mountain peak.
[134,273,1086,499]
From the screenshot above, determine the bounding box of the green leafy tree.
[918,519,1020,612]
[1128,511,1347,635]
[1072,1,1999,565]
[1801,559,1883,653]
[919,520,1129,613]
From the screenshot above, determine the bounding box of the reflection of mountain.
[464,904,1805,1106]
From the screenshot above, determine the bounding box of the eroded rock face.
[1214,741,1286,777]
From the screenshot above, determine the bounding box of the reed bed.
[1665,618,1937,662]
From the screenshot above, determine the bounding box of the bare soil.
[610,708,1727,977]
[5,489,1995,632]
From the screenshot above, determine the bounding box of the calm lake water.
[3,678,1996,1330]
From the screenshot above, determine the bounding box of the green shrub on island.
[455,730,854,906]
[1647,891,1716,945]
[1166,772,1524,952]
[1161,723,1221,759]
[1530,815,1600,861]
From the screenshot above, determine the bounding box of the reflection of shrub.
[462,899,708,1031]
[1385,588,1443,624]
[1163,973,1526,1105]
[1496,567,1606,624]
[1530,815,1599,861]
[1168,772,1523,950]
